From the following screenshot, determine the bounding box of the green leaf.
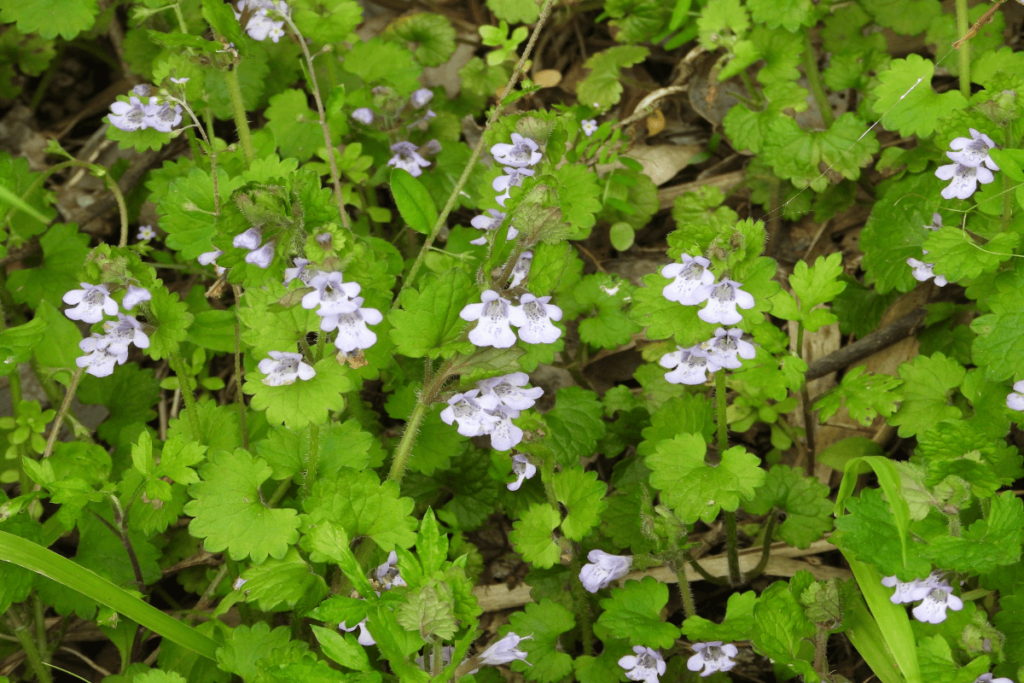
[571,274,641,349]
[831,276,898,339]
[303,468,417,552]
[217,623,301,682]
[750,26,803,84]
[609,222,635,251]
[0,0,98,40]
[638,393,714,455]
[751,579,819,682]
[342,39,422,94]
[385,13,455,67]
[257,420,377,480]
[646,433,765,524]
[744,465,833,549]
[595,576,680,648]
[544,386,607,467]
[0,152,57,240]
[552,467,607,541]
[202,0,243,44]
[833,488,931,578]
[923,492,1024,574]
[814,366,903,427]
[922,228,1018,285]
[244,358,351,429]
[0,318,42,375]
[237,281,321,359]
[746,0,816,32]
[790,252,846,310]
[509,503,561,568]
[888,353,965,438]
[184,449,301,563]
[503,599,575,683]
[265,89,329,162]
[762,114,879,192]
[553,164,602,238]
[668,186,738,257]
[156,167,245,260]
[917,636,990,683]
[971,311,1024,382]
[396,582,458,640]
[240,548,328,613]
[682,591,757,642]
[147,286,195,361]
[861,0,941,35]
[311,625,371,672]
[7,223,89,310]
[78,363,160,443]
[293,0,363,44]
[577,46,649,110]
[915,421,1023,497]
[485,0,540,24]
[388,269,475,359]
[391,168,439,235]
[872,54,968,137]
[697,0,750,48]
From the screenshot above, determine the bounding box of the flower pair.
[935,128,999,200]
[659,328,756,385]
[64,283,153,378]
[300,272,382,353]
[440,373,543,451]
[108,96,183,133]
[661,255,755,325]
[234,0,289,42]
[906,213,948,287]
[488,133,542,207]
[233,228,276,269]
[461,290,562,348]
[881,572,964,624]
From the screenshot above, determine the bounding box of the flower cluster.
[1006,380,1024,412]
[234,0,290,43]
[378,89,440,177]
[659,327,756,385]
[687,642,739,677]
[301,272,382,355]
[881,572,964,624]
[64,283,152,378]
[619,646,665,683]
[233,228,276,269]
[460,290,562,348]
[440,372,543,451]
[578,550,631,592]
[339,553,406,647]
[468,132,544,244]
[905,213,947,287]
[935,128,999,200]
[108,95,183,133]
[661,255,755,324]
[257,351,315,386]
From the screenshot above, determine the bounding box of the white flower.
[440,390,501,437]
[881,575,934,605]
[699,278,755,325]
[102,314,150,352]
[284,258,312,286]
[388,141,430,177]
[926,212,943,231]
[1007,380,1024,412]
[935,162,994,200]
[245,242,275,269]
[662,346,718,385]
[493,166,535,206]
[198,249,223,266]
[374,551,406,589]
[973,674,1014,683]
[470,209,518,246]
[232,577,247,590]
[410,88,434,108]
[478,632,531,666]
[351,108,374,125]
[491,133,542,168]
[122,286,152,311]
[258,351,316,386]
[704,328,756,370]
[302,272,361,316]
[581,119,598,137]
[63,283,118,323]
[509,251,532,288]
[661,255,714,305]
[76,335,128,378]
[686,642,738,677]
[489,409,524,451]
[912,586,964,624]
[619,646,666,683]
[507,454,537,491]
[461,290,517,348]
[579,550,631,593]
[510,294,562,345]
[108,96,150,132]
[907,255,947,287]
[233,227,263,250]
[339,618,376,647]
[476,372,543,412]
[137,225,156,240]
[320,299,382,352]
[234,1,289,41]
[146,100,182,133]
[947,128,1000,170]
[267,24,285,41]
[170,77,190,84]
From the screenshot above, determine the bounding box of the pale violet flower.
[170,77,190,85]
[440,390,501,438]
[232,577,247,591]
[258,351,315,387]
[351,108,374,125]
[935,162,994,200]
[881,575,933,605]
[907,254,947,287]
[470,209,517,245]
[233,227,263,250]
[493,166,535,206]
[489,410,524,451]
[245,242,275,269]
[108,97,150,132]
[320,299,382,352]
[410,88,434,109]
[461,290,517,348]
[146,100,182,133]
[926,212,943,230]
[699,279,755,325]
[374,551,406,589]
[76,336,127,378]
[388,141,431,177]
[132,84,151,97]
[912,586,964,624]
[686,642,738,677]
[491,133,542,168]
[234,0,289,41]
[198,249,223,266]
[137,225,156,240]
[579,550,631,593]
[267,24,285,42]
[973,674,1014,683]
[619,646,665,683]
[478,632,531,666]
[661,346,718,385]
[1007,380,1024,412]
[102,314,150,352]
[406,109,436,131]
[122,286,151,311]
[422,139,442,156]
[476,372,543,412]
[509,251,532,288]
[63,283,118,323]
[947,128,999,170]
[284,258,313,286]
[302,272,361,316]
[507,454,536,491]
[661,255,714,305]
[510,294,562,345]
[339,618,375,647]
[581,119,598,137]
[704,328,756,370]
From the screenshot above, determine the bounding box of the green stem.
[268,478,292,508]
[956,0,971,99]
[743,509,779,582]
[0,297,21,406]
[169,352,202,438]
[812,627,829,678]
[224,66,256,166]
[1003,120,1014,226]
[105,174,130,249]
[33,595,48,664]
[802,31,834,128]
[796,323,817,475]
[684,549,729,586]
[715,371,741,586]
[723,511,741,587]
[387,400,429,485]
[715,370,728,458]
[668,556,696,618]
[7,610,52,683]
[430,640,443,677]
[568,545,594,656]
[172,1,188,32]
[303,423,320,498]
[41,368,84,460]
[232,287,247,450]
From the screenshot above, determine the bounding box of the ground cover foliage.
[0,0,1022,682]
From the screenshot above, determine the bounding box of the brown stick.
[804,308,926,381]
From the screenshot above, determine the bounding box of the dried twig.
[804,308,927,381]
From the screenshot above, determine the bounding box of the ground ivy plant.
[0,0,1022,683]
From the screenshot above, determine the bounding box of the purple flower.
[507,454,536,491]
[284,258,312,286]
[302,272,361,316]
[699,279,755,325]
[245,242,275,269]
[476,372,543,412]
[947,128,999,170]
[509,294,562,345]
[339,618,375,646]
[108,97,150,132]
[661,255,714,305]
[478,632,531,666]
[509,251,532,287]
[491,133,542,168]
[489,410,523,451]
[660,345,718,385]
[76,335,127,378]
[198,249,223,266]
[137,225,156,240]
[440,390,501,437]
[170,77,190,85]
[351,108,374,125]
[1007,380,1024,412]
[122,285,152,311]
[579,550,631,592]
[912,586,963,624]
[935,162,994,200]
[493,166,535,206]
[146,99,183,133]
[704,328,756,370]
[102,313,150,352]
[257,351,315,386]
[63,283,118,323]
[233,228,263,251]
[410,88,434,108]
[374,551,406,589]
[881,574,934,605]
[461,290,517,348]
[469,209,518,245]
[388,141,431,177]
[320,298,382,352]
[907,250,947,287]
[132,84,152,97]
[619,646,665,683]
[686,642,738,677]
[581,119,598,137]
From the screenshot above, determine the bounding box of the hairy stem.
[33,595,48,664]
[802,31,834,129]
[224,66,256,165]
[1004,120,1014,226]
[669,558,697,618]
[7,610,52,683]
[402,0,556,288]
[169,352,202,438]
[723,512,742,587]
[716,371,742,585]
[813,627,829,678]
[568,545,595,656]
[956,0,971,99]
[796,323,817,475]
[683,549,730,586]
[387,400,429,485]
[232,286,248,449]
[303,423,321,498]
[41,368,85,460]
[106,174,130,249]
[743,509,779,582]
